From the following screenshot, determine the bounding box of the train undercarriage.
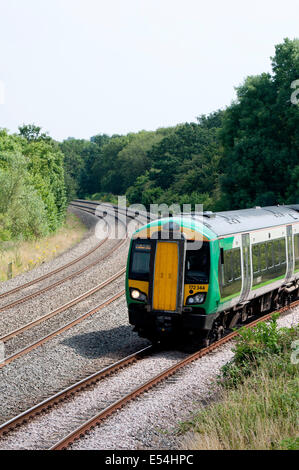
[131,279,299,348]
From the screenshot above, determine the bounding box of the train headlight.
[130,289,147,302]
[187,293,206,305]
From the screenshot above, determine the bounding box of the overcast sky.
[0,0,298,141]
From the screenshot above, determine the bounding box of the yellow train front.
[125,217,217,344]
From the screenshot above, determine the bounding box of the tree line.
[61,38,299,211]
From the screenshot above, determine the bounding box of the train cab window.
[185,242,210,284]
[129,241,152,281]
[295,234,299,272]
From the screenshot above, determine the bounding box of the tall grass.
[0,212,87,282]
[181,320,299,450]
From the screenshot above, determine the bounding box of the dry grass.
[181,346,299,450]
[0,212,87,282]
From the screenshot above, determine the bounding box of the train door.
[152,241,179,312]
[239,233,251,303]
[286,225,294,281]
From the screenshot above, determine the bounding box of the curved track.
[0,201,148,368]
[0,206,124,312]
[0,211,108,301]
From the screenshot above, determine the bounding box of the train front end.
[126,217,220,343]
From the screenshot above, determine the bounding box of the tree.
[19,124,51,142]
[219,38,299,209]
[0,127,67,239]
[0,152,49,240]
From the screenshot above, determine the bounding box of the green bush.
[221,316,299,387]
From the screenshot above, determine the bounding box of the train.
[126,204,299,345]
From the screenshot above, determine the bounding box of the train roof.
[189,205,299,237]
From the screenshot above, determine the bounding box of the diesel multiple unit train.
[126,205,299,345]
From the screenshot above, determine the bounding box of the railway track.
[51,304,298,450]
[0,285,126,369]
[0,346,153,440]
[0,206,127,312]
[72,199,152,222]
[0,200,151,368]
[0,201,149,368]
[0,199,150,314]
[0,297,297,450]
[0,209,108,301]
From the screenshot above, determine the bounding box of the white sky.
[0,0,298,141]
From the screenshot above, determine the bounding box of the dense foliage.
[60,38,299,211]
[0,126,66,241]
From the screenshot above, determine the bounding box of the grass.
[0,212,87,282]
[179,318,299,450]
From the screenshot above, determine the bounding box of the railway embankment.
[181,315,299,450]
[0,209,90,284]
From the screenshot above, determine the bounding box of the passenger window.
[279,239,287,265]
[220,248,242,300]
[252,238,287,287]
[260,243,267,271]
[252,244,260,273]
[223,250,233,283]
[268,241,274,268]
[233,249,242,280]
[274,240,280,266]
